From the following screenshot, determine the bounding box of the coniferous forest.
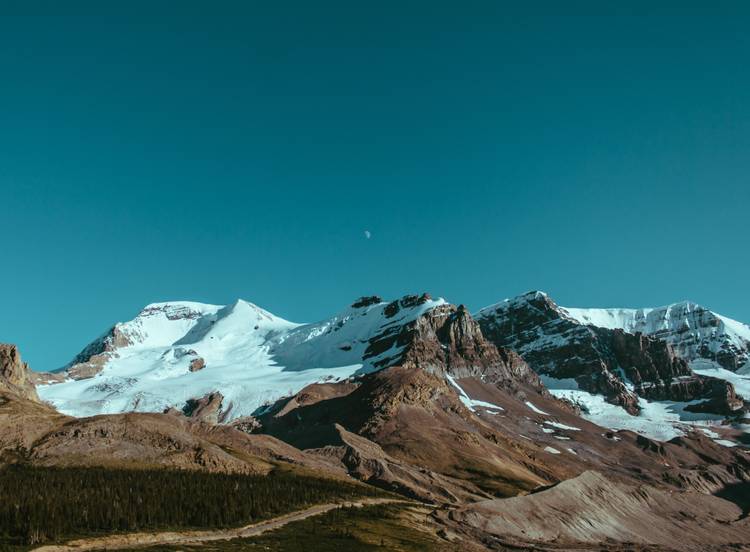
[0,465,383,548]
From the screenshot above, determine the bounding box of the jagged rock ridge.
[475,292,745,415]
[564,301,750,372]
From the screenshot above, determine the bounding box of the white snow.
[543,446,561,454]
[546,383,734,443]
[699,427,721,439]
[717,314,750,342]
[544,420,580,431]
[562,306,651,331]
[525,401,549,415]
[446,374,504,412]
[562,301,750,371]
[550,387,683,441]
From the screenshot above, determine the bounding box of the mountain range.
[36,292,750,434]
[3,290,750,550]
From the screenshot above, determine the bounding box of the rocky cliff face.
[0,344,40,402]
[366,296,544,394]
[598,328,743,414]
[182,392,225,424]
[476,292,744,415]
[61,326,131,380]
[564,301,750,372]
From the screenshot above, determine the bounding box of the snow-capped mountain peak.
[114,301,223,350]
[477,291,750,374]
[37,294,451,420]
[561,300,750,372]
[475,291,750,442]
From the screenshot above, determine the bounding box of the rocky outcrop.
[182,392,224,424]
[596,328,743,414]
[228,416,262,434]
[61,325,132,380]
[681,378,745,415]
[476,292,745,415]
[366,301,545,395]
[188,357,205,372]
[351,295,382,308]
[0,344,40,402]
[566,301,750,372]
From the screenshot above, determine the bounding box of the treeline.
[0,464,381,547]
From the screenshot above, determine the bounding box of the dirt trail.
[32,498,402,551]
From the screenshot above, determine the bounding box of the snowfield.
[38,297,445,420]
[541,375,733,443]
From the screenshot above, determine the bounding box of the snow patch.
[525,401,549,415]
[544,420,580,431]
[446,374,504,412]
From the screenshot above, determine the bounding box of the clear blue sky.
[1,2,749,371]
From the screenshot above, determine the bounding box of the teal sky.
[2,2,749,371]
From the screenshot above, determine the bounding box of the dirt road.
[32,497,402,551]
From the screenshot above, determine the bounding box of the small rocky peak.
[351,296,383,309]
[384,293,432,318]
[0,344,40,402]
[189,357,206,372]
[402,293,432,308]
[62,324,134,381]
[384,301,400,318]
[518,290,560,312]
